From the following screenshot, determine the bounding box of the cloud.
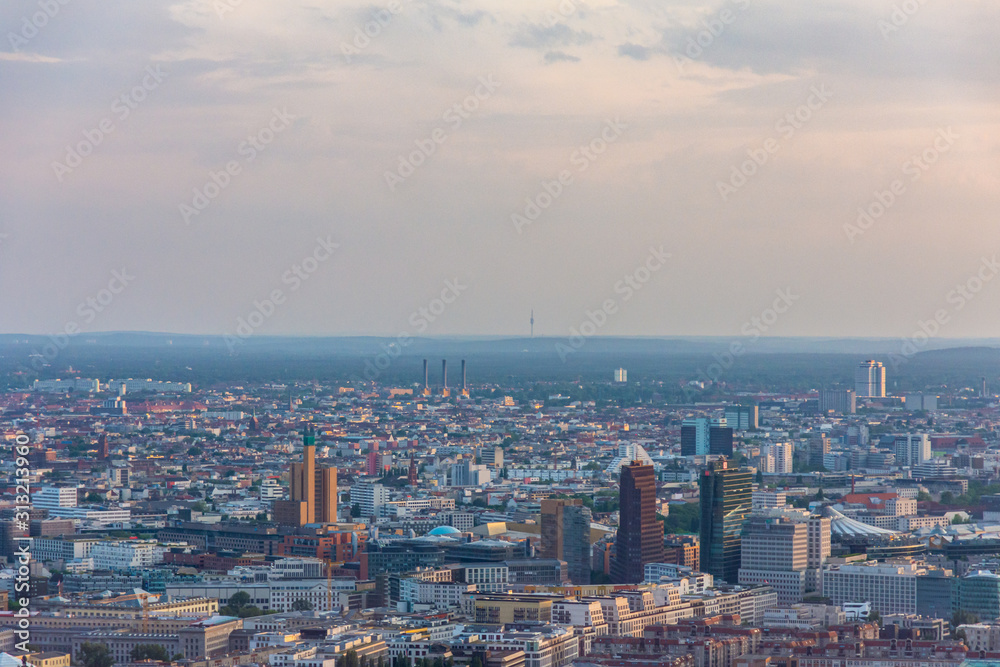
[510,23,594,50]
[544,50,581,64]
[617,43,653,61]
[0,52,63,63]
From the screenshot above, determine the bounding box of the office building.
[709,418,734,456]
[819,389,857,414]
[751,490,787,510]
[894,434,931,467]
[770,443,793,474]
[350,483,389,520]
[699,460,752,584]
[480,447,504,468]
[32,487,77,511]
[855,360,886,398]
[315,465,338,523]
[681,418,709,456]
[273,428,337,527]
[807,515,831,593]
[451,459,491,486]
[614,368,627,383]
[738,514,808,605]
[563,504,592,585]
[955,571,1000,622]
[681,417,732,456]
[611,461,665,583]
[905,393,938,411]
[724,405,758,430]
[32,378,101,393]
[808,433,830,468]
[822,561,923,615]
[542,499,594,582]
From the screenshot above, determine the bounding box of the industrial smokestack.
[442,359,448,389]
[462,359,467,391]
[423,359,428,390]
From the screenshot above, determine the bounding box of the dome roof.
[427,525,462,536]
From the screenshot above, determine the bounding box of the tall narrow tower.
[461,359,469,397]
[422,359,430,396]
[441,359,450,397]
[530,309,534,337]
[611,461,665,583]
[700,460,752,583]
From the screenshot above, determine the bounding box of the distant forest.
[1,334,998,398]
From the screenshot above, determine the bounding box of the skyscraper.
[855,360,886,398]
[274,428,337,527]
[563,504,592,585]
[682,417,732,456]
[809,433,830,469]
[724,405,758,430]
[541,498,592,585]
[611,461,665,584]
[893,434,931,467]
[699,460,752,584]
[709,418,734,456]
[315,465,338,523]
[681,418,709,456]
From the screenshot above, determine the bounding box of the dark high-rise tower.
[699,460,752,584]
[541,497,592,585]
[563,503,592,585]
[98,433,109,459]
[408,456,418,486]
[611,461,665,584]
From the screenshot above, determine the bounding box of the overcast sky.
[2,0,999,340]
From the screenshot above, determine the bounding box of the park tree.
[342,650,360,667]
[130,644,170,662]
[292,598,314,611]
[78,643,114,667]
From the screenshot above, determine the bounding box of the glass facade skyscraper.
[699,460,752,584]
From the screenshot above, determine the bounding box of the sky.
[2,0,1000,341]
